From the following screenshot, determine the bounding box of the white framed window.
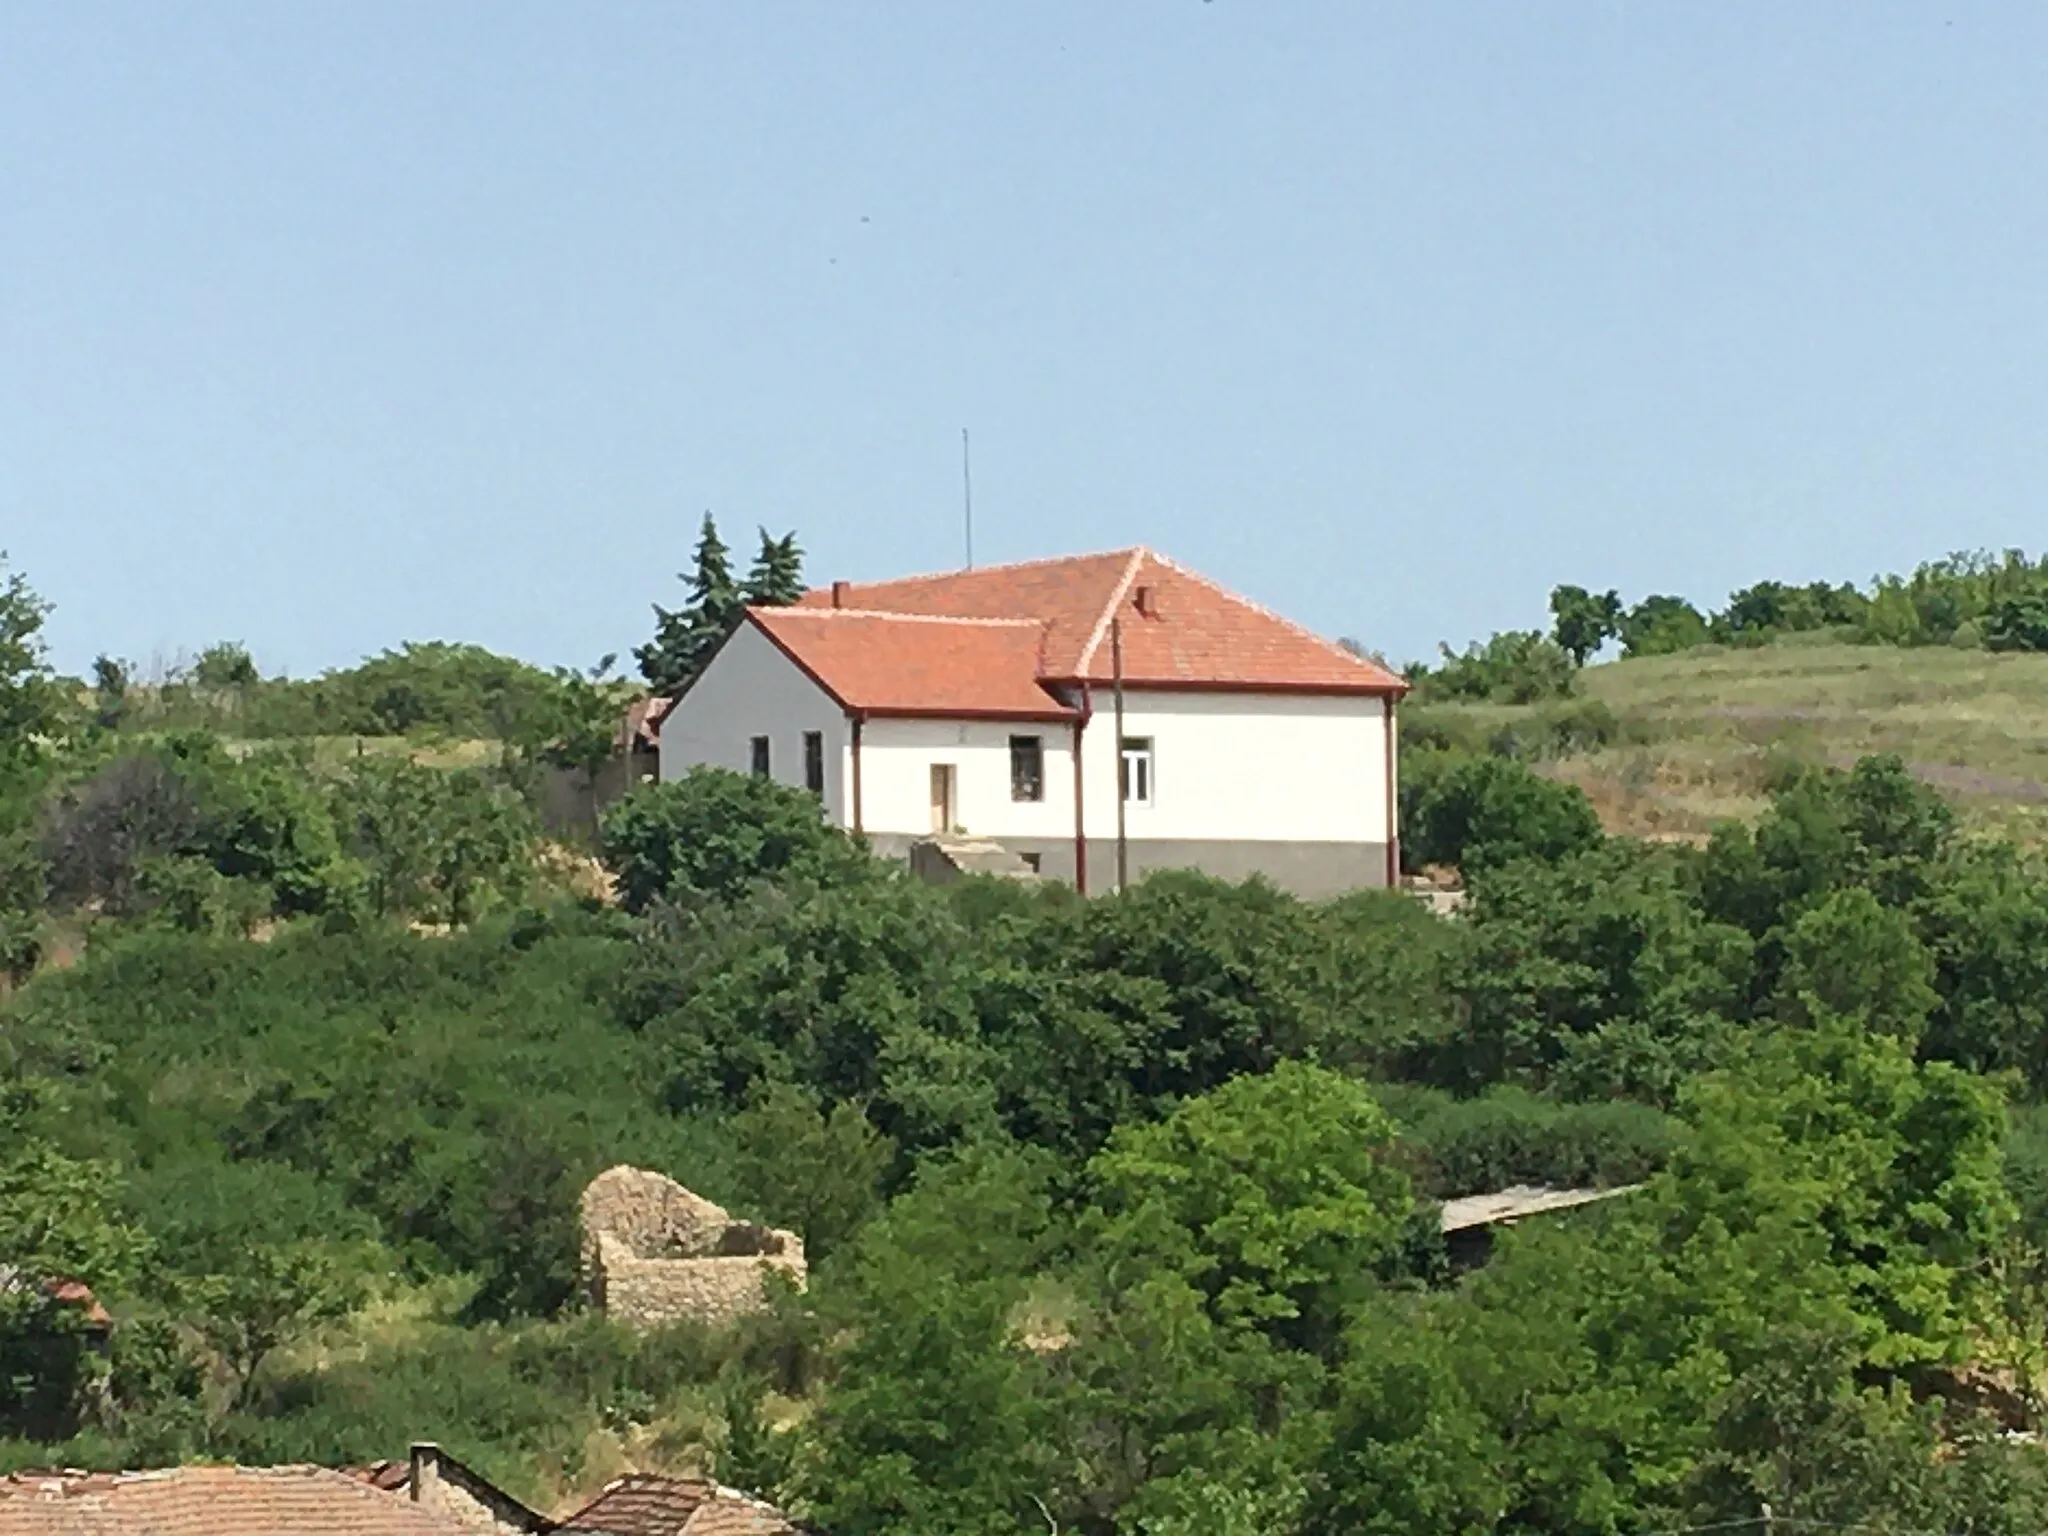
[1009,734,1044,802]
[1119,736,1153,805]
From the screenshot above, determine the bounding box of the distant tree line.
[1412,548,2048,706]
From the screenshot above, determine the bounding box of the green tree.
[600,768,871,911]
[1403,752,1604,873]
[719,1373,795,1500]
[185,1239,369,1410]
[90,654,131,731]
[0,1130,152,1439]
[1305,1306,1505,1536]
[727,1082,896,1262]
[1619,593,1710,657]
[193,642,259,690]
[1058,1066,1413,1525]
[636,513,746,692]
[1776,886,1938,1042]
[743,528,806,606]
[1415,631,1577,704]
[797,1146,1057,1536]
[1085,1062,1412,1362]
[1677,1019,2013,1370]
[1915,844,2048,1083]
[1701,755,1954,940]
[1454,840,1753,1100]
[1549,584,1622,666]
[337,756,533,924]
[1986,587,2048,652]
[0,556,66,781]
[502,656,632,824]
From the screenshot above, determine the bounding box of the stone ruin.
[578,1166,806,1331]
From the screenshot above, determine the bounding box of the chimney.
[408,1443,442,1506]
[831,580,851,609]
[1132,585,1156,618]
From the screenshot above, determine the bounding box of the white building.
[657,548,1407,897]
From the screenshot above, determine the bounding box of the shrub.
[1399,1088,1679,1197]
[1414,632,1577,705]
[600,769,873,911]
[1619,595,1710,657]
[1402,753,1603,873]
[1986,589,2048,653]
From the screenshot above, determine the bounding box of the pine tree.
[743,528,806,607]
[635,513,746,692]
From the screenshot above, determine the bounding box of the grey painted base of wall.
[866,833,1395,900]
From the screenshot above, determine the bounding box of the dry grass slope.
[1429,641,2048,842]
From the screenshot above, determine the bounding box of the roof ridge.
[759,608,1045,628]
[804,546,1143,595]
[1072,548,1150,678]
[1141,549,1403,685]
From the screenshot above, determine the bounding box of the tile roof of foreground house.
[766,547,1404,717]
[556,1475,804,1536]
[0,1465,483,1536]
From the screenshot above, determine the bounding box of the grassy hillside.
[1422,639,2048,841]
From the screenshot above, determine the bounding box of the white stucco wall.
[857,691,1392,847]
[1082,690,1393,845]
[658,623,850,822]
[856,718,1077,840]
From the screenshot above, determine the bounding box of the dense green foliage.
[1411,548,2048,693]
[9,556,2048,1530]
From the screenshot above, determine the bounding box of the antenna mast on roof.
[961,427,974,570]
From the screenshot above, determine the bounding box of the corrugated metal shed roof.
[1438,1184,1642,1233]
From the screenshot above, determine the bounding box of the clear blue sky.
[6,3,2047,678]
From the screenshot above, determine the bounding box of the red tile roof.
[751,610,1075,721]
[0,1466,480,1536]
[556,1475,802,1536]
[764,547,1401,718]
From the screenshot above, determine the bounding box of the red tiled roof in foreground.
[557,1474,802,1536]
[767,547,1403,718]
[750,610,1075,721]
[0,1465,478,1536]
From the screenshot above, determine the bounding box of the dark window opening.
[1010,734,1044,802]
[750,736,770,777]
[1019,851,1042,873]
[803,731,825,795]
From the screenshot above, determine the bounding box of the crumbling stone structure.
[579,1166,806,1331]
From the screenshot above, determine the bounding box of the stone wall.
[579,1166,806,1332]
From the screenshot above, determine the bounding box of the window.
[803,731,825,795]
[1120,736,1153,804]
[749,736,770,777]
[1009,734,1044,802]
[1018,851,1042,873]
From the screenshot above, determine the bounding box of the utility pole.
[1112,617,1128,894]
[961,427,974,570]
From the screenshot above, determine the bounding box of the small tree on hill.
[193,642,259,691]
[1549,585,1622,666]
